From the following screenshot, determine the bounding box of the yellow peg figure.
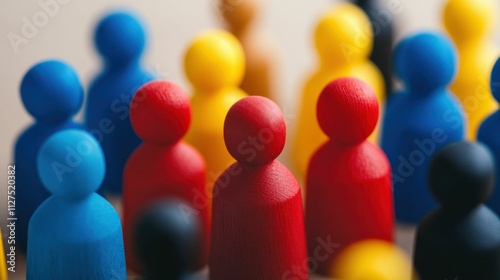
[443,0,500,139]
[292,3,385,180]
[0,230,7,280]
[183,30,247,206]
[333,239,417,280]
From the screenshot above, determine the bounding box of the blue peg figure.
[351,0,395,95]
[478,57,500,215]
[381,32,465,224]
[414,141,500,279]
[134,200,202,280]
[85,11,155,195]
[15,60,84,253]
[27,129,126,280]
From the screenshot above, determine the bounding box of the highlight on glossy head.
[317,77,379,145]
[393,32,457,92]
[20,60,83,122]
[130,80,191,145]
[443,0,496,42]
[37,129,105,199]
[224,96,286,166]
[95,11,147,63]
[314,3,373,64]
[184,30,245,91]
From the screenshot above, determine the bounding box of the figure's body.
[210,96,307,280]
[414,142,500,279]
[443,0,499,139]
[85,11,155,195]
[292,3,385,180]
[305,78,393,276]
[477,58,500,215]
[15,60,84,253]
[123,81,209,273]
[183,30,248,208]
[352,0,395,95]
[134,200,202,280]
[381,33,465,224]
[27,130,126,280]
[218,0,278,100]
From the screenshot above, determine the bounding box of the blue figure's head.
[20,60,83,122]
[37,130,105,200]
[491,57,500,102]
[429,141,494,210]
[95,11,147,64]
[393,32,457,93]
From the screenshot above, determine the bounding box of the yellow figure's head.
[184,30,245,92]
[443,0,497,43]
[333,239,417,280]
[314,3,373,65]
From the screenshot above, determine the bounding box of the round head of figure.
[20,60,83,123]
[333,239,415,279]
[393,32,457,93]
[130,80,191,146]
[218,0,260,32]
[490,57,500,102]
[134,200,201,279]
[317,77,379,145]
[184,30,245,92]
[429,141,494,211]
[95,11,147,64]
[37,130,105,200]
[443,0,496,43]
[224,96,286,167]
[314,3,373,65]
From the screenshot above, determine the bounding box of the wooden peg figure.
[381,32,465,224]
[333,239,415,280]
[292,3,385,180]
[85,11,155,195]
[218,0,279,101]
[351,0,395,95]
[16,60,84,253]
[134,200,202,280]
[122,80,209,274]
[414,141,500,279]
[210,96,307,280]
[183,30,248,210]
[443,0,500,140]
[27,130,126,280]
[0,229,7,279]
[305,77,393,277]
[478,57,500,216]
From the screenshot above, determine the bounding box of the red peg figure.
[210,96,308,280]
[122,80,209,273]
[305,78,394,277]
